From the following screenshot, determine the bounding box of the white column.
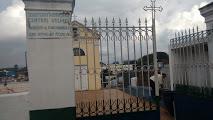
[200,3,213,87]
[22,0,76,119]
[169,46,174,91]
[208,34,213,87]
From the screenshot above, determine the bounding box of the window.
[73,48,85,56]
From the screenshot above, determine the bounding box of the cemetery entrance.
[73,18,160,120]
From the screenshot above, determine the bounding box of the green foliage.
[137,52,169,66]
[14,64,19,71]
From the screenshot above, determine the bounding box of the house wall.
[73,26,101,90]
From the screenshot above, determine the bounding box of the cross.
[144,0,163,20]
[72,14,78,21]
[144,0,163,97]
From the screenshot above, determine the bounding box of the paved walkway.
[0,83,174,120]
[161,107,174,120]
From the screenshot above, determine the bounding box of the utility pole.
[144,0,163,96]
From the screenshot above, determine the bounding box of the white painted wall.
[0,92,29,120]
[27,38,75,110]
[23,0,76,110]
[208,34,213,87]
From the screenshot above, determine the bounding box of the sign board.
[26,11,72,39]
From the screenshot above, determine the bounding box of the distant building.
[0,70,16,77]
[72,21,101,91]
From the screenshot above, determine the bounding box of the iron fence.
[170,28,213,97]
[76,97,157,118]
[72,17,161,118]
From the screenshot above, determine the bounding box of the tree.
[137,52,169,66]
[14,64,19,71]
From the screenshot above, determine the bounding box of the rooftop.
[199,2,213,10]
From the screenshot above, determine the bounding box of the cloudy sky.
[0,0,211,67]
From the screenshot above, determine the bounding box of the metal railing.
[170,28,213,97]
[73,17,162,118]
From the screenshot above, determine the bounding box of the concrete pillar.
[22,0,76,120]
[199,3,213,30]
[200,3,213,87]
[208,34,213,87]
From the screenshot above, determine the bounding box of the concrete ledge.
[23,0,75,11]
[0,92,29,120]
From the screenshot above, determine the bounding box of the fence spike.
[112,17,115,26]
[185,29,188,42]
[91,17,95,27]
[84,17,87,27]
[145,18,148,27]
[125,18,128,26]
[98,17,101,26]
[185,29,187,36]
[105,17,108,26]
[178,32,180,38]
[119,18,122,26]
[181,31,184,43]
[197,26,199,33]
[193,27,195,34]
[189,29,191,35]
[139,18,141,26]
[133,25,135,31]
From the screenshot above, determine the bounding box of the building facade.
[72,21,101,91]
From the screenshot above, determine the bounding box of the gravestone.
[22,0,76,120]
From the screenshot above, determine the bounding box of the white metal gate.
[72,17,162,119]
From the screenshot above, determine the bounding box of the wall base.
[30,107,76,120]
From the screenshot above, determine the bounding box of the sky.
[0,0,211,67]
